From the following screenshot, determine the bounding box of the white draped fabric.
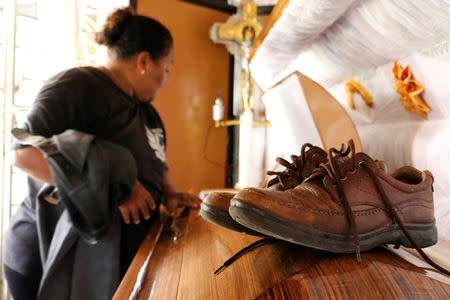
[250,0,450,89]
[262,75,323,175]
[328,53,450,125]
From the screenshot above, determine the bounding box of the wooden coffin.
[114,208,450,299]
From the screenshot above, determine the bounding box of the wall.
[137,0,230,194]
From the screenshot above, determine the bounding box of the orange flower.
[345,77,373,110]
[392,61,431,119]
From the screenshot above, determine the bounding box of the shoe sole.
[199,203,266,237]
[229,199,437,253]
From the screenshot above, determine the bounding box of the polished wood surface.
[113,217,166,300]
[116,208,450,299]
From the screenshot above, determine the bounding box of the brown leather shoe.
[200,191,266,236]
[229,140,437,255]
[199,143,328,235]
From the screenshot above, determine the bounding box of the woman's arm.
[162,169,178,198]
[12,147,54,185]
[14,146,156,224]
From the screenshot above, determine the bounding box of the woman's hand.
[164,192,201,216]
[160,170,200,215]
[119,180,156,224]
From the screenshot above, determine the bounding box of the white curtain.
[38,0,129,75]
[38,0,80,78]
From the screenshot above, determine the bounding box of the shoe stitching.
[398,208,409,223]
[264,195,386,217]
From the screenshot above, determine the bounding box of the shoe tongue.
[266,146,327,191]
[267,182,284,191]
[266,172,300,191]
[335,155,350,165]
[303,154,351,188]
[300,146,326,164]
[376,160,387,172]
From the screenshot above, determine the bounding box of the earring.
[140,70,145,75]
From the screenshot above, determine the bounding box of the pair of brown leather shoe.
[200,140,438,258]
[200,143,328,236]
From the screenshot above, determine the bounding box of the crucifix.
[210,2,262,117]
[210,2,270,188]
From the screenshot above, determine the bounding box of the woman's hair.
[95,7,173,60]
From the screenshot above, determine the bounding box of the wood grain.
[113,216,166,300]
[256,249,450,300]
[116,208,450,299]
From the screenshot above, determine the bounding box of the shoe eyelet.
[348,168,357,174]
[340,176,348,181]
[358,161,365,168]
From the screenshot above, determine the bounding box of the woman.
[4,7,200,300]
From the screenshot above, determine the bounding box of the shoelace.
[266,143,320,189]
[310,140,362,262]
[215,140,450,276]
[214,238,275,275]
[214,144,344,275]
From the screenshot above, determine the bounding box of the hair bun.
[95,7,135,47]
